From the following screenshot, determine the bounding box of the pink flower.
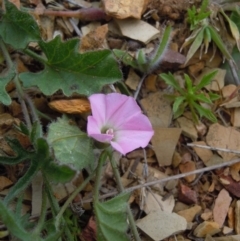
[87,93,154,155]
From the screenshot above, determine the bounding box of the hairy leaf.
[112,49,139,69]
[0,65,16,105]
[4,156,41,205]
[20,36,122,96]
[47,116,94,170]
[0,200,35,241]
[94,192,131,241]
[44,163,76,183]
[0,0,41,49]
[148,25,171,71]
[0,138,33,165]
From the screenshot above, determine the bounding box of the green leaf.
[184,74,193,92]
[20,36,122,96]
[0,138,33,165]
[94,192,131,241]
[172,96,186,113]
[149,25,171,71]
[193,70,217,92]
[4,155,41,205]
[194,93,212,104]
[185,27,205,64]
[208,26,233,61]
[112,49,139,69]
[208,92,220,101]
[0,65,16,105]
[0,0,41,49]
[44,163,76,183]
[160,73,184,94]
[47,116,94,170]
[0,200,34,241]
[192,102,217,122]
[173,102,187,119]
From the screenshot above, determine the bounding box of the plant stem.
[14,76,32,129]
[23,48,47,64]
[0,38,13,68]
[55,171,96,229]
[110,153,141,241]
[134,74,147,100]
[93,150,108,200]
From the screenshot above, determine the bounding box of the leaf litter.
[2,0,240,240]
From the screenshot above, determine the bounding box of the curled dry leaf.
[48,98,91,114]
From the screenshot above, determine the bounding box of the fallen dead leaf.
[140,92,172,128]
[206,123,240,161]
[125,68,140,90]
[48,98,91,114]
[213,189,232,227]
[0,176,13,191]
[179,160,196,183]
[151,127,181,166]
[230,162,240,181]
[115,19,159,44]
[80,24,108,52]
[177,205,202,222]
[192,141,213,165]
[193,221,221,238]
[143,191,175,214]
[102,0,149,19]
[136,210,187,241]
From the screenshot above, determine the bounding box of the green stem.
[14,76,32,129]
[93,150,109,201]
[110,153,141,241]
[0,38,13,68]
[55,171,96,229]
[23,48,47,64]
[43,174,60,216]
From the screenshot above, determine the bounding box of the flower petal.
[88,94,107,127]
[111,129,154,155]
[104,93,142,128]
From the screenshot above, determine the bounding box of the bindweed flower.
[87,93,154,155]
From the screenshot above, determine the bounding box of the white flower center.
[106,128,114,137]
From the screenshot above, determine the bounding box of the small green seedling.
[160,70,220,123]
[181,0,240,64]
[113,25,171,74]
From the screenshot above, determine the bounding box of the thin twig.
[134,74,147,100]
[78,157,240,204]
[187,143,240,155]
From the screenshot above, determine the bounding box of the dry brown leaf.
[230,162,240,181]
[140,92,172,128]
[206,123,240,161]
[80,24,108,52]
[192,141,213,165]
[151,127,181,166]
[125,69,140,90]
[102,0,149,19]
[48,98,91,114]
[213,189,232,227]
[179,160,196,183]
[0,176,13,191]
